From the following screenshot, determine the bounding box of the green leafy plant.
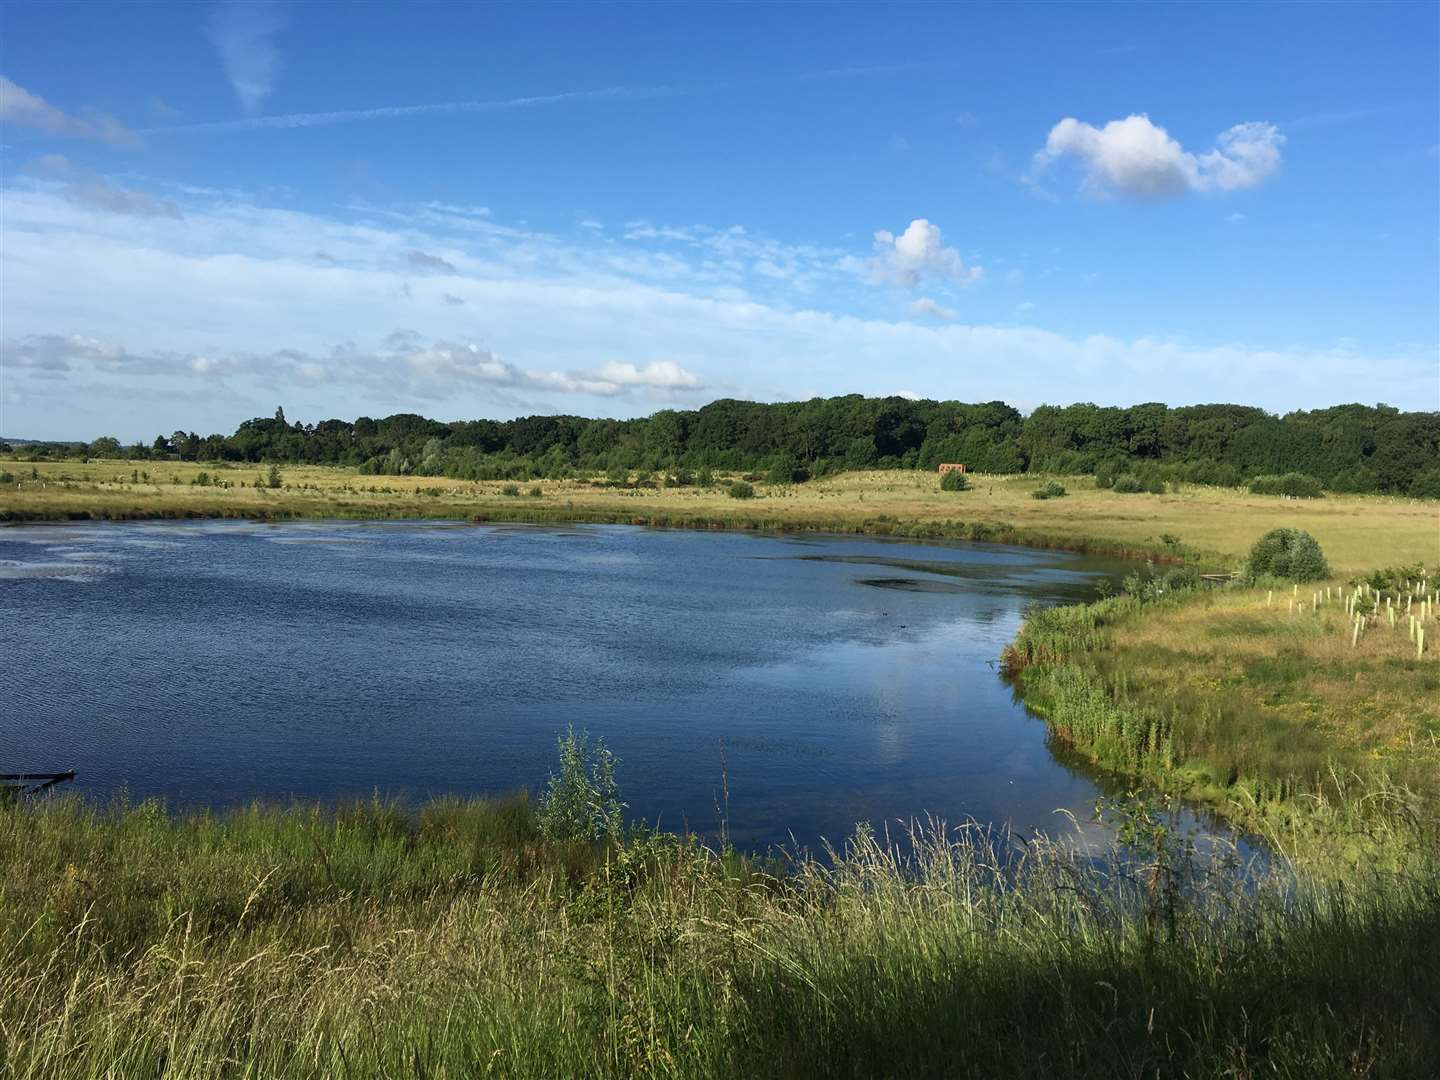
[501,483,520,497]
[536,726,625,843]
[940,471,970,491]
[1244,527,1330,582]
[728,481,755,499]
[1031,480,1067,500]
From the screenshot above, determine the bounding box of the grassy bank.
[5,459,1439,573]
[2,791,1437,1078]
[1003,570,1440,855]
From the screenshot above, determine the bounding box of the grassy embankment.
[1003,565,1440,858]
[4,458,1438,573]
[1,791,1437,1078]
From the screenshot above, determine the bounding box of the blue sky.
[2,0,1436,440]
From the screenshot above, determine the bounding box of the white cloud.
[209,1,283,116]
[871,219,982,288]
[0,184,1429,437]
[910,297,956,321]
[1016,301,1036,314]
[1,329,704,403]
[894,389,921,401]
[0,75,133,144]
[1030,114,1284,198]
[1004,268,1024,287]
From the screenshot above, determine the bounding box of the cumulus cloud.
[25,155,182,218]
[407,250,457,273]
[0,75,133,144]
[871,220,982,288]
[590,360,704,390]
[1030,114,1284,198]
[209,1,283,116]
[910,297,956,321]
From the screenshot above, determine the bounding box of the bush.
[1112,475,1145,494]
[728,481,755,499]
[501,483,520,497]
[527,486,543,498]
[696,467,714,488]
[1094,458,1128,489]
[0,471,13,484]
[1408,468,1440,500]
[940,470,969,492]
[536,727,625,843]
[1248,473,1324,499]
[1031,480,1067,500]
[1244,528,1330,582]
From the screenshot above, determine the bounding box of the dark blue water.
[2,520,1148,850]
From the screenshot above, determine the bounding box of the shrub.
[1244,528,1330,582]
[0,471,13,484]
[1112,475,1145,494]
[527,486,543,497]
[696,467,714,488]
[1031,480,1067,500]
[1094,458,1128,489]
[1248,473,1324,498]
[266,463,283,489]
[536,726,624,843]
[191,472,211,486]
[501,483,520,497]
[940,470,969,491]
[1408,468,1440,500]
[728,481,755,499]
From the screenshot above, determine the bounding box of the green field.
[4,459,1437,574]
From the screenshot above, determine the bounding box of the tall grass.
[1,792,1436,1077]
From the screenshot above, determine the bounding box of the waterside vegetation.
[2,777,1437,1077]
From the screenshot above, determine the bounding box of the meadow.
[3,458,1436,575]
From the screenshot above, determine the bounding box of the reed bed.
[1,792,1436,1078]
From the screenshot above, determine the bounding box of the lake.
[3,520,1158,850]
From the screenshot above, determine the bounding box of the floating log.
[0,771,77,795]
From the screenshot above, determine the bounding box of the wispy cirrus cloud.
[140,65,920,136]
[209,0,284,116]
[0,75,134,144]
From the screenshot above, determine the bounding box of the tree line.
[8,396,1439,497]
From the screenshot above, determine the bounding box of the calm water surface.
[3,520,1166,850]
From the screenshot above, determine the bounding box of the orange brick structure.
[937,463,967,474]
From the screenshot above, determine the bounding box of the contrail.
[140,66,921,136]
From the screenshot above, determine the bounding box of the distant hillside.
[8,397,1439,497]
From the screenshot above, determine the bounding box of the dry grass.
[4,459,1436,574]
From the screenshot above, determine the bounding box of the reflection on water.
[2,520,1230,854]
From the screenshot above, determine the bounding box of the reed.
[0,791,1435,1078]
